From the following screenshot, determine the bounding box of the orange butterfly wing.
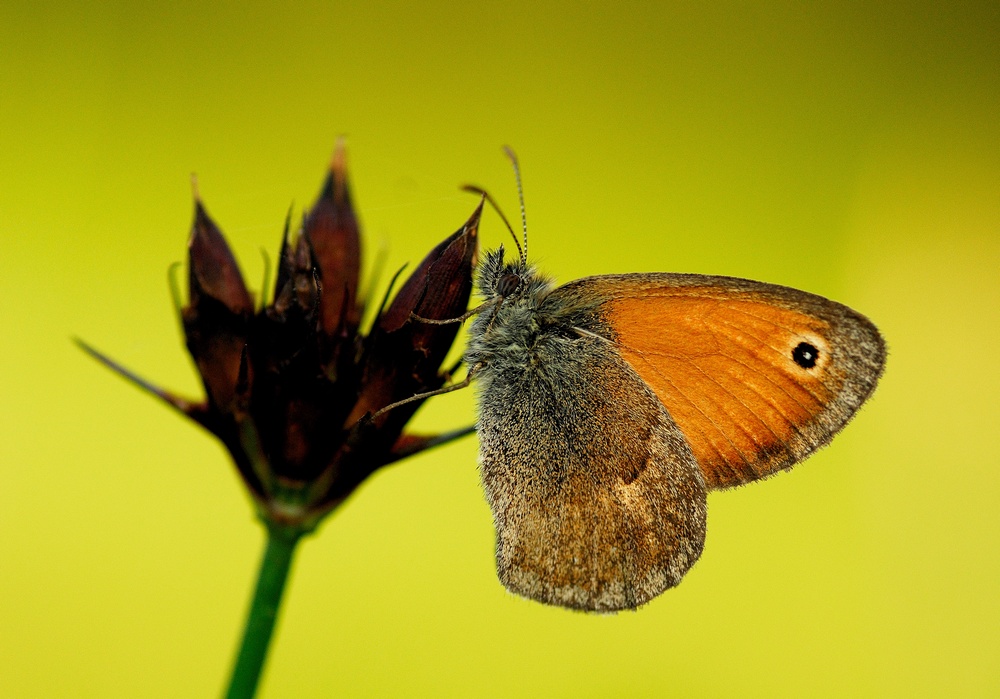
[556,273,886,489]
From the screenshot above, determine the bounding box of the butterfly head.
[477,244,531,301]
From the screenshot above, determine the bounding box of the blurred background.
[1,2,997,697]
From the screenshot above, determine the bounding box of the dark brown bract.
[81,145,480,532]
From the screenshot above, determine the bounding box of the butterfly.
[460,150,885,612]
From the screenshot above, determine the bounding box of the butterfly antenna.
[502,146,528,265]
[461,184,523,262]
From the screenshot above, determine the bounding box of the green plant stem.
[224,524,303,699]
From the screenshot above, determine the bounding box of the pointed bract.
[305,142,362,335]
[189,200,254,314]
[183,200,255,412]
[379,200,482,334]
[349,201,482,429]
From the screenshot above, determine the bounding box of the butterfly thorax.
[465,248,559,382]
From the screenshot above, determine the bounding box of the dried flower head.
[80,144,480,532]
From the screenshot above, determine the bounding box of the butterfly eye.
[792,341,820,369]
[497,273,521,297]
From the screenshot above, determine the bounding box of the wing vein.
[696,350,811,446]
[709,315,830,407]
[676,327,778,452]
[628,349,757,478]
[705,317,822,418]
[686,354,789,462]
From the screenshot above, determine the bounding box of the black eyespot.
[497,272,521,297]
[792,342,819,369]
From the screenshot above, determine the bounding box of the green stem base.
[224,524,303,699]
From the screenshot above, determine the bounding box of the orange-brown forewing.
[555,273,886,489]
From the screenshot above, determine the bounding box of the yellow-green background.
[2,2,997,697]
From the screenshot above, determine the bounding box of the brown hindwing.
[475,325,707,612]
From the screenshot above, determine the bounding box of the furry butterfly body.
[466,247,885,612]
